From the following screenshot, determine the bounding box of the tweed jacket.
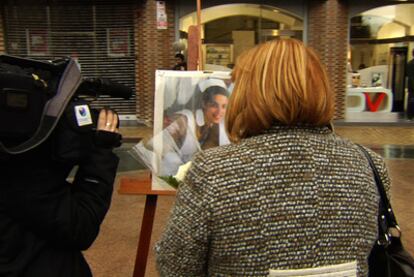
[155,124,390,277]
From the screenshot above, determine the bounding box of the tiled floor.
[84,122,414,277]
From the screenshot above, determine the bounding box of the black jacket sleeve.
[0,131,120,251]
[61,144,120,249]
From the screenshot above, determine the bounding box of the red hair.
[226,39,334,142]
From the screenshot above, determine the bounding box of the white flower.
[174,161,192,182]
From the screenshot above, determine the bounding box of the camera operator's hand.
[97,109,118,133]
[95,109,122,148]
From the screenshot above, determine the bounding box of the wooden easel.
[118,171,176,277]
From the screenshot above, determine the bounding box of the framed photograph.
[371,72,385,87]
[132,70,232,190]
[106,28,130,57]
[26,29,48,56]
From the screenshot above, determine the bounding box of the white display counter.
[346,87,393,113]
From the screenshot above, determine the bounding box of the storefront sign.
[156,1,168,30]
[26,29,48,56]
[107,28,130,57]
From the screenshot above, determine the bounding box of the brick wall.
[308,0,348,120]
[134,0,176,126]
[0,11,5,53]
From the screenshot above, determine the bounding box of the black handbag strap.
[357,145,399,242]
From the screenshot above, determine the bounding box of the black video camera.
[0,55,132,163]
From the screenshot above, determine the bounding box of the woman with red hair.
[156,39,390,277]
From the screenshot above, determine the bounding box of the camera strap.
[0,59,82,154]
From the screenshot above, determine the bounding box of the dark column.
[308,0,349,120]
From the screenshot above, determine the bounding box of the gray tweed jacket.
[155,124,390,277]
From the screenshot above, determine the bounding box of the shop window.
[178,4,303,71]
[348,4,414,114]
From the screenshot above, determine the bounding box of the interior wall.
[377,22,405,39]
[348,0,406,18]
[179,4,301,33]
[351,44,375,70]
[373,43,393,65]
[232,30,255,60]
[175,0,306,22]
[395,4,414,32]
[350,3,414,72]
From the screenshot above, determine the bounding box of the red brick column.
[134,0,176,126]
[308,0,348,119]
[0,11,5,54]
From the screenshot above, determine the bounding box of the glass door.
[389,47,407,112]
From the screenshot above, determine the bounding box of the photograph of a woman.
[155,38,390,277]
[154,71,231,180]
[166,78,230,147]
[160,78,230,176]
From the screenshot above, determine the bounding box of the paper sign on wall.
[156,1,168,30]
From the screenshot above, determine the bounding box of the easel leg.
[133,195,158,277]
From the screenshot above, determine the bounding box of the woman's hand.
[97,109,118,133]
[94,109,122,148]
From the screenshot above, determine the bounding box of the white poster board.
[132,70,232,190]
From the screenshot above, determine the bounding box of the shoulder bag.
[357,145,414,277]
